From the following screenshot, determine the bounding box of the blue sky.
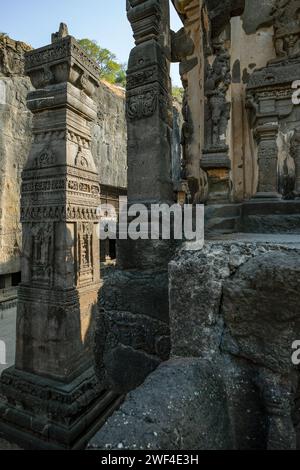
[1,0,182,86]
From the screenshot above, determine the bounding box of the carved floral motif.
[126,87,158,120]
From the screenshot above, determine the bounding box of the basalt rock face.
[90,241,300,450]
[170,242,300,450]
[0,36,33,276]
[92,82,127,189]
[88,357,232,450]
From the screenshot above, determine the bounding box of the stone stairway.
[205,203,243,235]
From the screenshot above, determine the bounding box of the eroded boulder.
[88,358,232,450]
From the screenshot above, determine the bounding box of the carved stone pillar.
[254,122,281,199]
[172,0,206,203]
[94,1,178,396]
[291,128,300,196]
[0,25,120,450]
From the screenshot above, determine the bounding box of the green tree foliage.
[78,38,126,87]
[172,86,184,103]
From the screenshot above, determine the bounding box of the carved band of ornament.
[22,178,99,195]
[21,205,99,222]
[256,88,293,99]
[247,66,300,90]
[127,67,156,89]
[127,65,170,93]
[71,42,100,78]
[67,180,100,195]
[25,38,99,80]
[22,179,65,193]
[25,43,69,69]
[33,130,66,143]
[1,371,101,418]
[33,130,91,147]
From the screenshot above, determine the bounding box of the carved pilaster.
[94,2,178,397]
[0,25,119,450]
[254,123,281,199]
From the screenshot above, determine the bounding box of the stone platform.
[205,201,300,235]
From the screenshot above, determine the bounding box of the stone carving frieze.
[21,205,99,223]
[127,65,169,91]
[25,36,100,95]
[271,0,300,62]
[0,367,101,422]
[26,36,99,80]
[248,62,300,90]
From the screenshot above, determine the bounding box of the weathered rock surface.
[0,36,33,276]
[169,241,300,449]
[88,358,232,450]
[90,240,300,450]
[92,82,127,189]
[94,269,170,394]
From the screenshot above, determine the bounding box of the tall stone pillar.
[172,0,207,204]
[94,1,178,395]
[254,122,281,199]
[0,25,120,450]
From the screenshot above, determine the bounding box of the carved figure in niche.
[75,146,89,168]
[31,223,53,286]
[270,0,300,62]
[205,41,231,149]
[77,223,94,285]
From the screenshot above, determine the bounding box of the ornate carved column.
[94,1,178,396]
[254,122,281,199]
[0,25,120,450]
[125,0,173,208]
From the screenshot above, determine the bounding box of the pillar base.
[0,366,122,450]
